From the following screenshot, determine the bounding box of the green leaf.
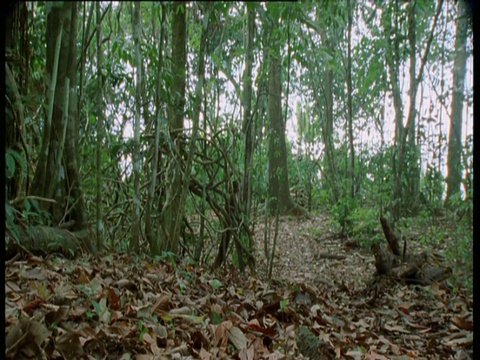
[211,279,223,290]
[6,149,27,177]
[5,153,15,178]
[91,299,103,315]
[211,311,222,325]
[280,298,289,311]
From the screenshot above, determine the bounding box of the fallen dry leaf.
[3,216,472,359]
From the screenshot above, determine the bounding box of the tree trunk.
[406,0,421,204]
[147,4,167,256]
[242,4,255,219]
[31,2,86,230]
[131,2,142,253]
[382,0,404,221]
[387,0,443,221]
[315,27,339,205]
[160,1,187,254]
[64,2,86,231]
[5,3,28,203]
[346,0,355,200]
[267,37,295,215]
[445,0,469,205]
[95,2,104,249]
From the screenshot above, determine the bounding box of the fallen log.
[380,216,401,256]
[6,226,93,259]
[371,217,451,286]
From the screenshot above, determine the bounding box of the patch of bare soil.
[254,214,370,291]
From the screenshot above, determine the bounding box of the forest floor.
[5,214,473,359]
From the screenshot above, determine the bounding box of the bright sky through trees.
[114,1,472,200]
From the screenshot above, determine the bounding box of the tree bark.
[406,1,421,203]
[159,2,187,254]
[147,4,167,256]
[242,4,255,219]
[267,38,295,215]
[31,2,87,230]
[95,2,104,249]
[386,0,443,221]
[314,27,339,205]
[445,0,469,204]
[131,2,142,253]
[346,0,355,200]
[5,3,28,203]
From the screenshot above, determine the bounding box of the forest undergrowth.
[5,213,473,359]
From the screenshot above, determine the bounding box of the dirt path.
[255,214,371,291]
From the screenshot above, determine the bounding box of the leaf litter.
[5,215,473,359]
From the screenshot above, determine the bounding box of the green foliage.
[447,192,473,228]
[155,251,180,271]
[210,311,222,325]
[5,202,21,242]
[289,152,324,211]
[331,196,358,236]
[5,0,472,281]
[138,320,148,341]
[78,285,109,322]
[279,298,289,312]
[421,165,444,208]
[5,148,27,180]
[211,279,223,290]
[330,196,382,247]
[349,207,383,245]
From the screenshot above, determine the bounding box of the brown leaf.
[451,316,474,331]
[151,293,172,314]
[384,323,410,334]
[199,347,212,360]
[44,305,69,326]
[229,325,248,350]
[56,331,85,360]
[105,286,121,310]
[169,305,192,315]
[247,320,277,337]
[23,297,43,314]
[115,278,138,291]
[238,345,255,360]
[28,317,52,344]
[215,320,233,347]
[6,317,50,356]
[21,266,46,280]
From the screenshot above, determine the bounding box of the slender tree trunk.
[160,1,187,253]
[65,2,87,232]
[267,28,295,215]
[5,3,28,202]
[147,4,167,256]
[406,0,421,206]
[31,2,63,202]
[314,28,339,205]
[382,1,403,218]
[95,2,104,249]
[347,0,355,199]
[242,5,255,219]
[131,2,142,253]
[32,3,86,230]
[386,0,443,221]
[445,0,469,204]
[78,3,95,122]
